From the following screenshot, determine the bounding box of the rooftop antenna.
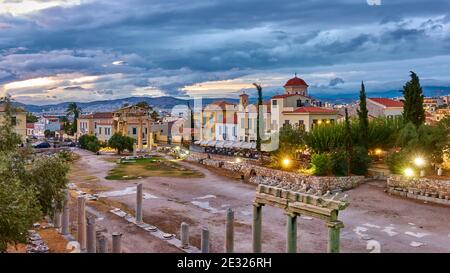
[295,72,297,77]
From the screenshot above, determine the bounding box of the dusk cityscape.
[0,0,449,269]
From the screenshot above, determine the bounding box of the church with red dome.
[283,74,309,96]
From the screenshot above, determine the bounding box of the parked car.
[32,141,51,149]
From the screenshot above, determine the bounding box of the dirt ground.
[67,148,450,253]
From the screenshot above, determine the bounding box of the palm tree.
[253,83,263,161]
[66,102,81,137]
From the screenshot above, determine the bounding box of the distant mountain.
[311,86,450,104]
[12,85,450,113]
[14,96,239,113]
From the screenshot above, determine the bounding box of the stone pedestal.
[326,221,344,253]
[252,203,263,253]
[180,222,189,249]
[286,213,297,253]
[97,235,108,253]
[86,216,96,253]
[201,227,209,253]
[112,232,122,253]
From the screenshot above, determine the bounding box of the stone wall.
[387,175,450,205]
[186,152,365,194]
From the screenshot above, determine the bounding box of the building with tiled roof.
[269,75,338,133]
[367,98,404,118]
[77,112,115,141]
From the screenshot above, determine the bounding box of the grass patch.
[105,156,204,180]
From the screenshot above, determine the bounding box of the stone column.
[147,120,153,152]
[86,216,96,253]
[201,227,209,253]
[138,120,143,151]
[225,208,234,253]
[326,221,344,253]
[133,143,137,157]
[180,222,189,249]
[286,212,297,253]
[97,235,108,253]
[136,183,143,223]
[53,211,62,229]
[112,232,122,253]
[77,196,86,251]
[61,190,70,235]
[252,203,263,253]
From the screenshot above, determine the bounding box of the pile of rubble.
[26,229,49,253]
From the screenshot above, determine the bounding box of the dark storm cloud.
[1,0,450,102]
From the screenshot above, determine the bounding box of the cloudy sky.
[0,0,450,105]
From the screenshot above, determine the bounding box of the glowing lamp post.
[282,158,290,169]
[404,168,414,178]
[414,157,426,177]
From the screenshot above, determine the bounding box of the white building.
[34,115,61,137]
[367,98,404,118]
[269,76,338,132]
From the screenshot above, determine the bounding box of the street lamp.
[282,158,290,168]
[414,157,425,167]
[404,168,414,177]
[414,157,425,177]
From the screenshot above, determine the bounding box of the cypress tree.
[357,81,369,148]
[402,71,425,127]
[344,108,353,175]
[253,83,263,160]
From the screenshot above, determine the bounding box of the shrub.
[386,151,409,174]
[330,150,349,176]
[311,153,331,176]
[78,134,101,153]
[351,146,371,175]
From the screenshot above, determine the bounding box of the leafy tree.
[78,134,101,153]
[0,99,40,251]
[26,112,38,123]
[0,97,22,152]
[0,172,41,252]
[108,133,135,155]
[253,83,263,160]
[357,81,369,148]
[66,102,81,136]
[44,129,55,138]
[270,124,305,168]
[150,110,160,121]
[402,71,425,127]
[135,101,152,110]
[24,156,69,217]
